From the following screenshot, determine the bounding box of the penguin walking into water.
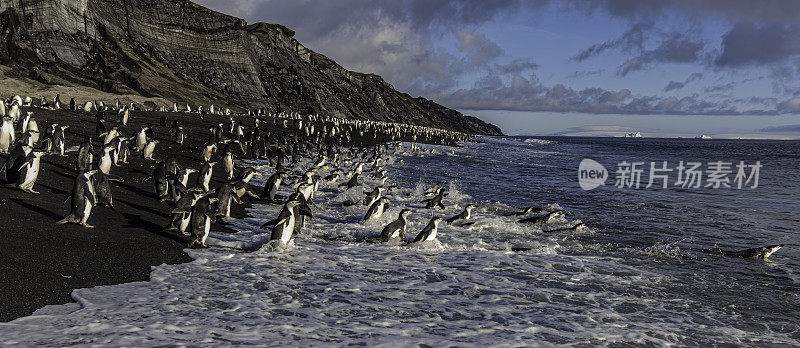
[56,171,98,228]
[214,183,242,222]
[264,200,305,246]
[422,187,445,209]
[412,217,443,243]
[376,209,413,244]
[363,197,390,223]
[168,192,203,236]
[261,171,286,203]
[446,204,477,224]
[189,196,217,248]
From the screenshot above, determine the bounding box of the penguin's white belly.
[424,228,437,242]
[179,213,191,232]
[281,215,296,245]
[82,198,93,222]
[202,216,211,244]
[20,159,40,189]
[100,157,111,174]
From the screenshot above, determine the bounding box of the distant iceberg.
[695,134,712,139]
[623,132,643,138]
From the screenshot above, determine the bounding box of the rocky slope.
[0,0,501,135]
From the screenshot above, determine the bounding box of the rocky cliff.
[0,0,502,135]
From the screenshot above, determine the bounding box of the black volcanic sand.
[0,107,370,322]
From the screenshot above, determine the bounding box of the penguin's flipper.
[260,219,279,229]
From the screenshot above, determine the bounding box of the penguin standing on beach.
[142,139,158,160]
[13,150,45,193]
[53,125,68,156]
[92,170,116,210]
[0,144,32,183]
[0,116,13,154]
[198,161,216,192]
[222,148,235,180]
[76,136,93,172]
[56,170,98,228]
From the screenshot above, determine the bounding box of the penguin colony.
[0,94,782,259]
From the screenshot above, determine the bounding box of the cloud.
[715,22,800,67]
[435,72,748,115]
[572,21,703,76]
[454,29,503,67]
[663,72,703,92]
[573,22,652,62]
[193,0,800,116]
[495,58,539,74]
[761,124,800,132]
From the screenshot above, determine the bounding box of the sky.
[194,0,800,138]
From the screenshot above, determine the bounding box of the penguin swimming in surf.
[376,209,413,244]
[422,187,445,209]
[709,244,785,260]
[363,197,390,223]
[518,211,563,224]
[446,204,476,224]
[411,217,443,243]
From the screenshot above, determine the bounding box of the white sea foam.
[0,141,797,346]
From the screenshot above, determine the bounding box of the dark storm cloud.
[715,22,800,67]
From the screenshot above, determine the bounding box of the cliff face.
[0,0,502,135]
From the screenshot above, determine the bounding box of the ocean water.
[1,136,798,346]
